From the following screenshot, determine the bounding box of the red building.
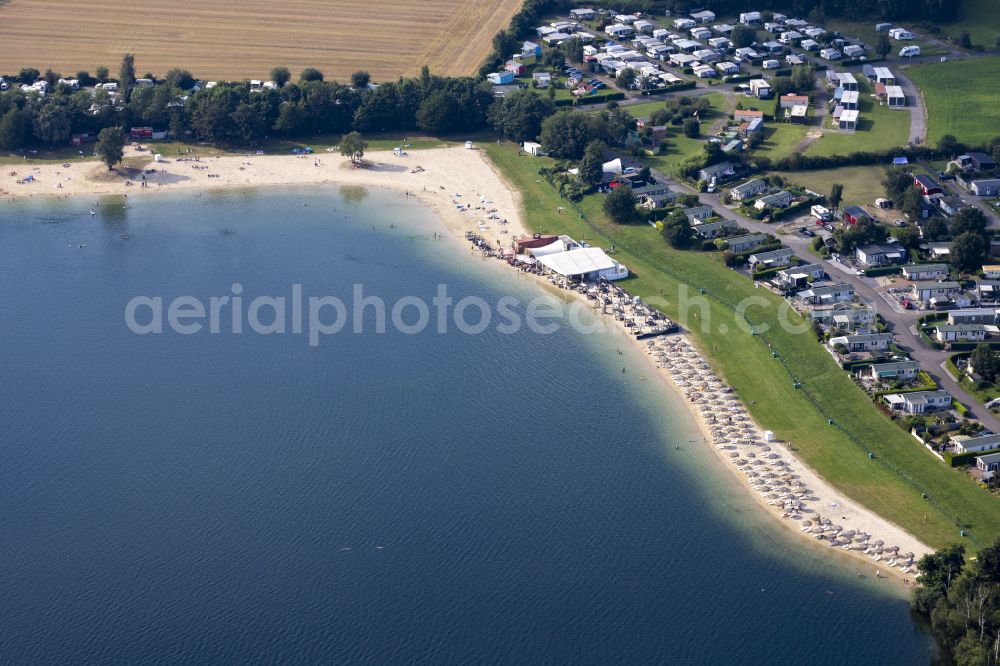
[914,174,942,196]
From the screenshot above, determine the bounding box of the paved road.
[648,165,1000,431]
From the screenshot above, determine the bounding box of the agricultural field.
[0,0,524,82]
[908,56,1000,146]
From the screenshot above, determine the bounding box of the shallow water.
[0,189,933,663]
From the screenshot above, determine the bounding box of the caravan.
[899,45,921,58]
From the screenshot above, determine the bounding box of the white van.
[899,45,921,58]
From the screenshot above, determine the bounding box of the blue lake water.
[0,188,934,663]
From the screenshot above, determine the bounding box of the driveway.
[895,68,928,146]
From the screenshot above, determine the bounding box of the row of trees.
[0,60,501,149]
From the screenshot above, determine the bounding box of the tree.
[0,107,32,150]
[829,183,844,212]
[273,102,305,135]
[43,69,61,89]
[970,343,1000,383]
[32,101,73,144]
[17,67,40,84]
[938,134,962,156]
[600,106,635,146]
[603,186,637,224]
[340,131,367,165]
[617,68,637,90]
[96,126,125,170]
[488,89,554,142]
[542,48,565,69]
[661,209,692,248]
[351,71,371,88]
[957,31,973,49]
[270,67,291,88]
[900,187,925,221]
[950,207,988,237]
[95,65,109,82]
[833,219,886,254]
[683,117,700,138]
[300,67,324,82]
[119,53,136,99]
[922,216,949,241]
[731,24,757,49]
[876,32,892,57]
[883,168,914,202]
[539,109,600,159]
[578,140,605,187]
[917,543,965,593]
[950,231,988,271]
[415,91,461,135]
[890,224,920,249]
[164,68,195,91]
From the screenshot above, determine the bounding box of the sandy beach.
[6,144,930,579]
[1,145,528,241]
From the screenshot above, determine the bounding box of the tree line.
[0,58,504,149]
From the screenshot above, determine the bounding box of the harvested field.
[0,0,523,82]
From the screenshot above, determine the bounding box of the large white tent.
[536,247,629,281]
[528,239,573,257]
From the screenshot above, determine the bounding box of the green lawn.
[909,56,1000,146]
[751,123,811,160]
[625,93,725,173]
[941,0,1000,49]
[485,140,1000,550]
[771,165,891,206]
[805,78,911,156]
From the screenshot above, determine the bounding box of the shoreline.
[494,261,930,583]
[7,145,931,580]
[1,145,529,243]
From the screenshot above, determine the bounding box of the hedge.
[944,449,999,467]
[949,341,1000,352]
[771,198,819,221]
[954,400,969,416]
[752,265,783,281]
[554,91,625,106]
[642,81,698,95]
[753,140,1000,172]
[917,312,949,326]
[863,265,903,277]
[723,74,762,84]
[918,326,945,350]
[839,57,885,68]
